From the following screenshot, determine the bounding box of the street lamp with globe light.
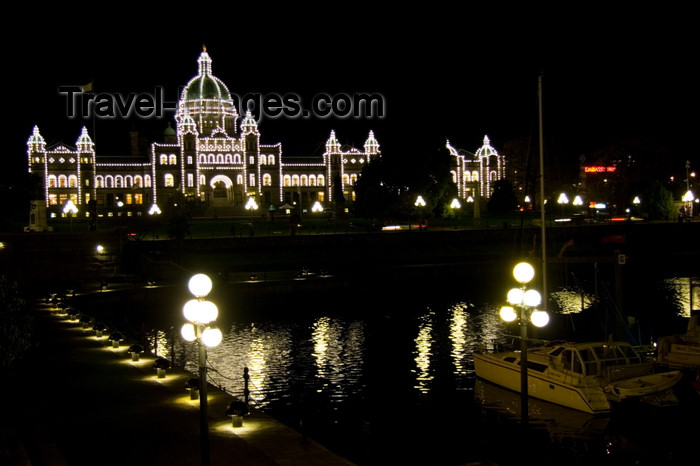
[245,197,258,220]
[450,198,461,229]
[415,195,426,230]
[63,200,78,230]
[498,261,548,423]
[557,192,569,220]
[180,273,222,466]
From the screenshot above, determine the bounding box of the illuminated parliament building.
[26,47,504,228]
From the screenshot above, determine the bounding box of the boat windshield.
[618,345,643,364]
[593,344,631,368]
[580,348,598,376]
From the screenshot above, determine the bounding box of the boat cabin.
[545,342,650,380]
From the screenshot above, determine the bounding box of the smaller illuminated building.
[446,136,506,201]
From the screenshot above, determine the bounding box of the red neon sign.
[584,166,616,173]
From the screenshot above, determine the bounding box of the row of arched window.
[283,174,326,187]
[47,174,78,188]
[159,153,278,165]
[48,171,357,191]
[452,170,501,184]
[197,154,276,165]
[464,171,480,182]
[94,175,152,188]
[159,154,178,165]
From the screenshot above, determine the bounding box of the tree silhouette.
[487,179,519,214]
[641,181,676,221]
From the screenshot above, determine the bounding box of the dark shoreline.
[2,221,698,300]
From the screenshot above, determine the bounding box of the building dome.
[180,48,232,101]
[163,122,176,137]
[28,125,46,147]
[475,135,498,158]
[177,47,238,136]
[241,110,258,134]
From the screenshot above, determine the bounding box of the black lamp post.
[180,273,222,466]
[499,262,549,424]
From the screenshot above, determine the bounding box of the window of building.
[165,174,174,187]
[134,194,143,205]
[249,156,254,165]
[283,175,291,187]
[48,175,57,187]
[48,194,57,205]
[249,174,255,187]
[318,175,325,186]
[187,156,193,165]
[187,173,194,187]
[58,175,67,188]
[68,175,78,187]
[263,174,271,186]
[169,154,177,165]
[160,154,168,165]
[144,175,151,188]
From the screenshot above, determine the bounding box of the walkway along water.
[1,296,356,465]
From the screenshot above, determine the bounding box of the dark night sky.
[8,9,697,187]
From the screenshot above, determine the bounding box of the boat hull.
[473,352,611,415]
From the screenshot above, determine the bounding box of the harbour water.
[104,270,700,466]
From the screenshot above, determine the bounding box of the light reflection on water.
[663,277,699,317]
[155,297,508,404]
[550,287,596,314]
[143,276,698,465]
[412,309,434,393]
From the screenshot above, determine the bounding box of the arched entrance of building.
[209,175,234,208]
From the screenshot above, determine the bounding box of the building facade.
[26,48,504,227]
[446,135,506,202]
[27,48,380,224]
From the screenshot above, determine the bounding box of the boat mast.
[538,74,547,311]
